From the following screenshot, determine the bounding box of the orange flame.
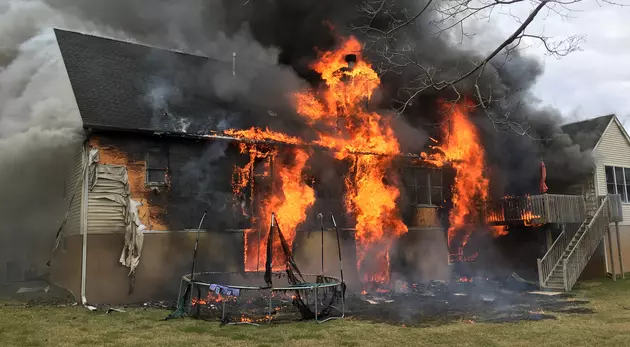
[490,226,509,237]
[228,36,406,281]
[225,127,304,146]
[424,101,488,261]
[295,36,406,282]
[241,148,315,271]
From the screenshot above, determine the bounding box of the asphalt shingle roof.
[55,29,255,134]
[560,114,614,151]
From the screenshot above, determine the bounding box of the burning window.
[403,167,442,206]
[605,166,629,202]
[145,150,168,186]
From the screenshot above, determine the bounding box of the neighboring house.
[561,114,630,278]
[46,29,449,304]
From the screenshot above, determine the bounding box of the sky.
[490,1,630,125]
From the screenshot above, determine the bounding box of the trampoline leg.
[195,284,201,318]
[314,287,319,323]
[267,291,273,325]
[176,278,183,305]
[222,300,226,321]
[341,288,345,318]
[317,283,345,324]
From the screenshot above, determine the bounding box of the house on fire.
[43,29,450,304]
[10,29,626,304]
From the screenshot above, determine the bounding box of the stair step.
[544,282,564,287]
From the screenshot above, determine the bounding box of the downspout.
[80,140,90,304]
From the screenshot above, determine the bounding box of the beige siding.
[87,164,129,234]
[594,118,630,225]
[64,143,86,236]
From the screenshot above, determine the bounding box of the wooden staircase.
[537,195,622,291]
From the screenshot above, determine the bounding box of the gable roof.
[55,29,258,135]
[560,114,615,151]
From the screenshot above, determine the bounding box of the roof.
[560,114,615,151]
[55,29,258,134]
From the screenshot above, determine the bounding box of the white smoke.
[0,0,303,277]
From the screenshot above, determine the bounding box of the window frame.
[145,149,169,187]
[404,166,442,207]
[604,165,630,203]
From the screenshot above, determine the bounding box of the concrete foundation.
[50,230,244,305]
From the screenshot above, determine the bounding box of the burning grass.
[2,279,630,346]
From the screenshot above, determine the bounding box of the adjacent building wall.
[593,117,630,275]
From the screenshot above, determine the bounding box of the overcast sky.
[489,1,630,125]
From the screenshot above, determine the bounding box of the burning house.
[45,29,454,305]
[11,25,625,306]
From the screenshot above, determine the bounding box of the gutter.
[80,141,90,305]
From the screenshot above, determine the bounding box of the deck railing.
[563,196,612,291]
[485,194,585,225]
[537,222,583,286]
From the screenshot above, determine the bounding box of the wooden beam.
[607,228,616,281]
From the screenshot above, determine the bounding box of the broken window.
[146,150,168,186]
[605,166,629,202]
[403,167,442,206]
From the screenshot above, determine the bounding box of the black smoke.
[0,0,595,289]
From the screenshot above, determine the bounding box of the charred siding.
[88,131,245,231]
[87,165,129,234]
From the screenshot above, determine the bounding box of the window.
[403,167,442,206]
[146,150,168,186]
[605,166,630,202]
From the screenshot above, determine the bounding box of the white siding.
[64,143,86,236]
[87,164,129,234]
[594,118,630,225]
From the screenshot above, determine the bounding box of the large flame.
[261,148,316,268]
[230,36,407,281]
[423,102,489,261]
[295,37,406,282]
[235,145,315,271]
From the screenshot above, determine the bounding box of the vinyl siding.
[64,143,86,236]
[594,118,630,225]
[87,164,129,234]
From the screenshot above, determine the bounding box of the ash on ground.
[347,276,591,327]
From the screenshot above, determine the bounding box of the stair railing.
[563,196,611,291]
[537,220,585,288]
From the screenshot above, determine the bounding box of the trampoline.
[167,212,346,325]
[177,271,344,325]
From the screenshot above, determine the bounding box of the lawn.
[1,279,630,347]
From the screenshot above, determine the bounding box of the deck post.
[545,225,553,251]
[537,258,544,289]
[615,222,625,279]
[607,228,616,281]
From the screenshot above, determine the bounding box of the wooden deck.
[484,194,587,225]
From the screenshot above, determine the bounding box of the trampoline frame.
[177,271,345,325]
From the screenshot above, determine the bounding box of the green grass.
[2,279,630,347]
